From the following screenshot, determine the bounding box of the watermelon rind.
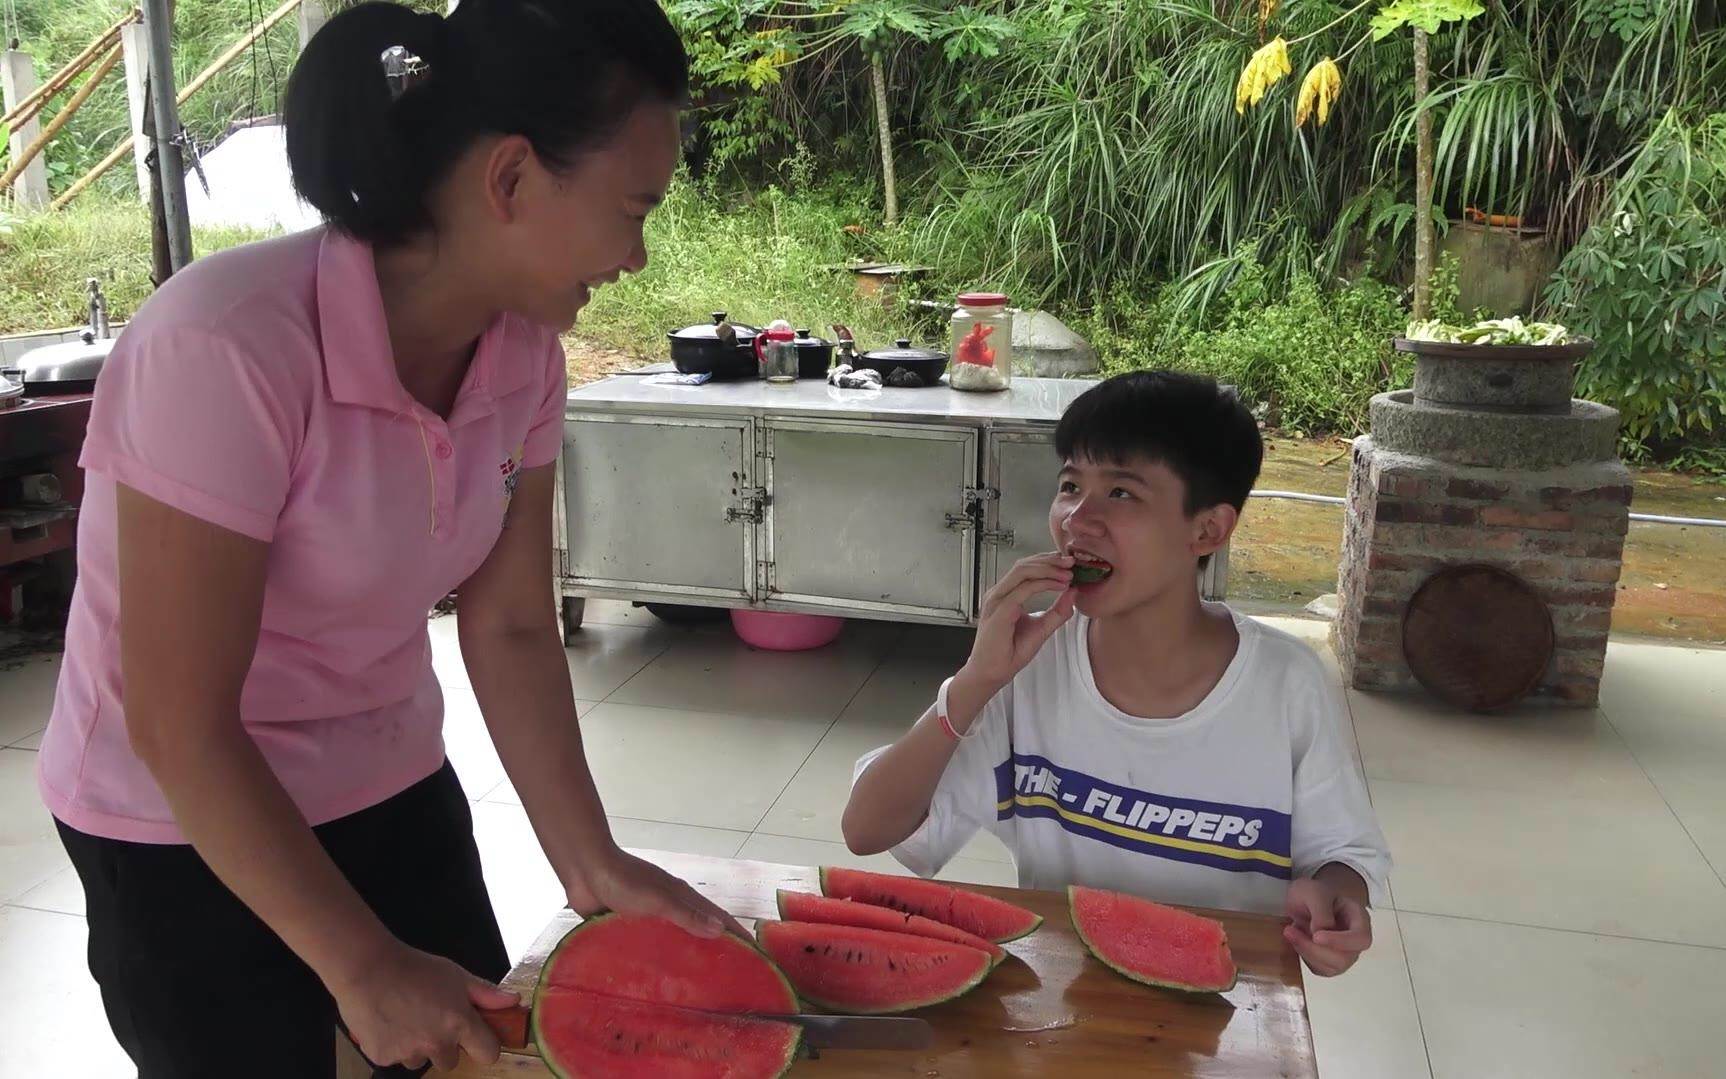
[757,920,992,1015]
[531,912,803,1079]
[818,866,1043,944]
[1066,886,1239,994]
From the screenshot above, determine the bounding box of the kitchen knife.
[481,998,933,1052]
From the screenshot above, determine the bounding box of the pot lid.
[862,339,949,363]
[669,312,760,341]
[18,336,116,382]
[793,329,828,345]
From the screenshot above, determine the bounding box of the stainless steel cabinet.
[555,380,1228,632]
[561,413,755,604]
[762,418,977,622]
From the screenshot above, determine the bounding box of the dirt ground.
[563,336,648,386]
[564,339,1726,645]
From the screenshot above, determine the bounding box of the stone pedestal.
[1336,387,1630,707]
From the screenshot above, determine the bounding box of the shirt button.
[435,442,452,460]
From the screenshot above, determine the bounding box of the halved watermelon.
[776,890,1007,968]
[757,920,992,1015]
[531,913,802,1078]
[819,866,1042,943]
[538,913,797,1013]
[1068,885,1238,993]
[530,987,800,1079]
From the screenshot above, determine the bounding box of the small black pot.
[669,313,760,380]
[793,329,833,379]
[855,339,949,387]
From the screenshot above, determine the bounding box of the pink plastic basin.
[730,609,845,651]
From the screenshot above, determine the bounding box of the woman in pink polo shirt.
[36,2,729,1075]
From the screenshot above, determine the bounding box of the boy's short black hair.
[1055,370,1264,515]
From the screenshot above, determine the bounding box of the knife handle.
[479,1005,531,1050]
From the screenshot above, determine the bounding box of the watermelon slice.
[530,913,803,1078]
[1068,885,1238,993]
[757,920,992,1015]
[819,866,1042,943]
[776,890,1007,969]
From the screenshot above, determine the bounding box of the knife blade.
[481,998,933,1052]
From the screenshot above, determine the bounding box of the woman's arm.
[455,464,741,936]
[117,485,511,1070]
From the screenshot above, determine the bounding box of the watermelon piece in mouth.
[1071,557,1113,585]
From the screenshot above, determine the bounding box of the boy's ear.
[1189,503,1240,559]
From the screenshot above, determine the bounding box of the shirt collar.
[316,228,534,414]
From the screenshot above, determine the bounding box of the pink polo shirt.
[38,227,568,843]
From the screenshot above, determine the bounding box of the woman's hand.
[330,940,518,1072]
[565,847,749,939]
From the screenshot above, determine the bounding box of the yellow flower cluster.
[1234,37,1291,115]
[1295,58,1342,127]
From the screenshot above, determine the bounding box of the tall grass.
[684,1,1725,308]
[0,196,269,334]
[574,177,923,356]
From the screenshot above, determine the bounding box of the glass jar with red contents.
[949,292,1012,392]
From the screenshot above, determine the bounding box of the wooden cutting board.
[440,849,1315,1078]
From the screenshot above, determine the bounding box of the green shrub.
[1543,112,1726,457]
[1076,244,1414,437]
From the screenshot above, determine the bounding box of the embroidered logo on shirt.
[499,445,524,507]
[993,753,1293,878]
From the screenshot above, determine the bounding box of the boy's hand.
[1283,876,1372,977]
[962,553,1078,690]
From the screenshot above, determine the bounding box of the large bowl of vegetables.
[1394,317,1593,414]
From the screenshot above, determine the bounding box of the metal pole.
[141,0,192,272]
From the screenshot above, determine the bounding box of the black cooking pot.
[669,313,760,380]
[793,329,833,379]
[856,339,949,387]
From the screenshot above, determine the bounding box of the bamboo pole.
[0,44,123,195]
[177,0,299,104]
[1,10,138,128]
[51,0,301,211]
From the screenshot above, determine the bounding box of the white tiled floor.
[3,600,1724,1078]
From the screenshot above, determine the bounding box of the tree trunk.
[870,52,897,228]
[1412,27,1433,320]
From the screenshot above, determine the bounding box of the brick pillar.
[1335,437,1631,706]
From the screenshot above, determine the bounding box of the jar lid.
[957,291,1009,307]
